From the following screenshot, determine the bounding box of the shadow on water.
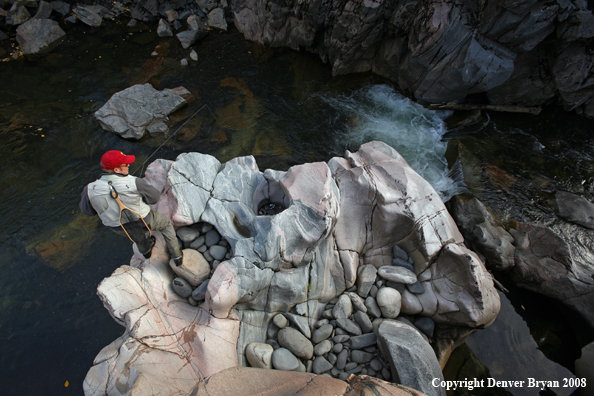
[0,15,591,396]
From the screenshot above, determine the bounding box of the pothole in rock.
[257,199,286,216]
[170,222,232,305]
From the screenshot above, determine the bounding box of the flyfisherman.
[79,150,183,266]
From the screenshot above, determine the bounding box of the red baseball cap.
[100,150,136,170]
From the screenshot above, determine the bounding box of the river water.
[0,20,590,395]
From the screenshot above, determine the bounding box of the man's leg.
[110,223,155,258]
[147,210,182,258]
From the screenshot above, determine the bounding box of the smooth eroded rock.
[277,327,313,360]
[246,342,274,369]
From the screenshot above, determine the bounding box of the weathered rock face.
[15,18,66,59]
[447,194,515,272]
[83,233,240,396]
[510,223,594,327]
[231,0,594,116]
[376,320,445,396]
[85,141,500,395]
[191,366,429,395]
[94,84,188,139]
[447,192,594,332]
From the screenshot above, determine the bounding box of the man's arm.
[79,185,97,216]
[136,178,161,205]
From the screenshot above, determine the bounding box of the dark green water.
[0,18,591,396]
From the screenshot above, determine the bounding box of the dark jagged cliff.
[231,0,594,116]
[2,0,592,115]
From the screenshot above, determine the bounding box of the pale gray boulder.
[284,313,311,339]
[277,327,313,360]
[246,342,274,369]
[424,244,500,328]
[312,356,333,374]
[169,249,210,287]
[73,5,103,27]
[272,313,287,329]
[335,318,362,336]
[555,191,594,229]
[312,324,333,344]
[376,287,401,318]
[207,7,227,31]
[167,153,221,225]
[376,320,446,396]
[332,294,352,319]
[16,18,65,58]
[33,1,52,19]
[94,84,187,139]
[356,265,377,298]
[157,18,173,37]
[177,28,208,49]
[271,348,299,371]
[377,266,417,284]
[365,296,382,318]
[176,226,201,243]
[6,3,30,25]
[314,340,332,356]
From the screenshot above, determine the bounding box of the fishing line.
[133,102,261,177]
[133,104,207,177]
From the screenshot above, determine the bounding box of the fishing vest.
[87,174,151,227]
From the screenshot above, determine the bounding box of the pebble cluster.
[165,223,437,381]
[169,222,232,305]
[246,244,436,380]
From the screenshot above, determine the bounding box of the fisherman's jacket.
[85,174,153,227]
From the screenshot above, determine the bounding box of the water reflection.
[465,292,577,396]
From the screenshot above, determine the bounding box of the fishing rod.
[133,102,260,177]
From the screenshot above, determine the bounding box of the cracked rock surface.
[232,0,594,116]
[85,141,499,395]
[94,84,188,140]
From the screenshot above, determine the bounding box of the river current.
[0,20,590,395]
